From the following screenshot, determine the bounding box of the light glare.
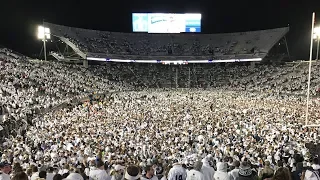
[37,26,51,40]
[314,27,320,39]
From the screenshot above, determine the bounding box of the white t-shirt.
[228,169,239,180]
[89,169,111,180]
[304,169,320,180]
[168,165,187,180]
[201,165,215,180]
[187,170,204,180]
[31,172,39,180]
[0,173,10,180]
[46,173,55,180]
[58,169,69,175]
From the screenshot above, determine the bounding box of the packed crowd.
[45,22,288,59]
[1,47,320,180]
[109,62,320,96]
[0,48,130,138]
[1,90,320,180]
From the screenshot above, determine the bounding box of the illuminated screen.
[132,13,201,33]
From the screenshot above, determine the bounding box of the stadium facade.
[44,22,290,65]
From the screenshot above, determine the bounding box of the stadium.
[1,11,320,180]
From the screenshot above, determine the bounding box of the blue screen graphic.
[132,13,201,33]
[185,18,201,32]
[132,13,149,32]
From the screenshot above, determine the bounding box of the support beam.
[317,37,319,60]
[83,59,88,68]
[250,62,255,69]
[175,67,178,88]
[43,39,47,61]
[188,67,191,88]
[284,36,291,61]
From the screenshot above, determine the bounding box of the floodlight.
[37,25,51,61]
[314,26,320,61]
[37,26,51,40]
[313,27,320,39]
[314,27,320,35]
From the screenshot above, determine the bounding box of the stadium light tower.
[37,25,51,61]
[305,13,320,128]
[314,26,320,60]
[305,12,315,127]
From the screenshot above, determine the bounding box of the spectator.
[0,162,11,176]
[30,166,39,180]
[186,161,204,180]
[229,161,240,180]
[39,171,47,179]
[111,165,125,180]
[237,162,257,180]
[201,157,215,180]
[312,158,320,171]
[141,165,158,180]
[168,162,187,180]
[46,167,55,180]
[12,172,29,180]
[214,162,229,180]
[291,162,303,180]
[52,174,63,180]
[124,166,140,180]
[259,161,274,180]
[272,167,291,180]
[89,161,111,180]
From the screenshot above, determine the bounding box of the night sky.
[1,0,320,59]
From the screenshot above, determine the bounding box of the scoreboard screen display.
[132,13,201,33]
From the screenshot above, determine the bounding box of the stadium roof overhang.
[44,22,289,64]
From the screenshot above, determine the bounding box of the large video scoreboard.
[132,13,201,33]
